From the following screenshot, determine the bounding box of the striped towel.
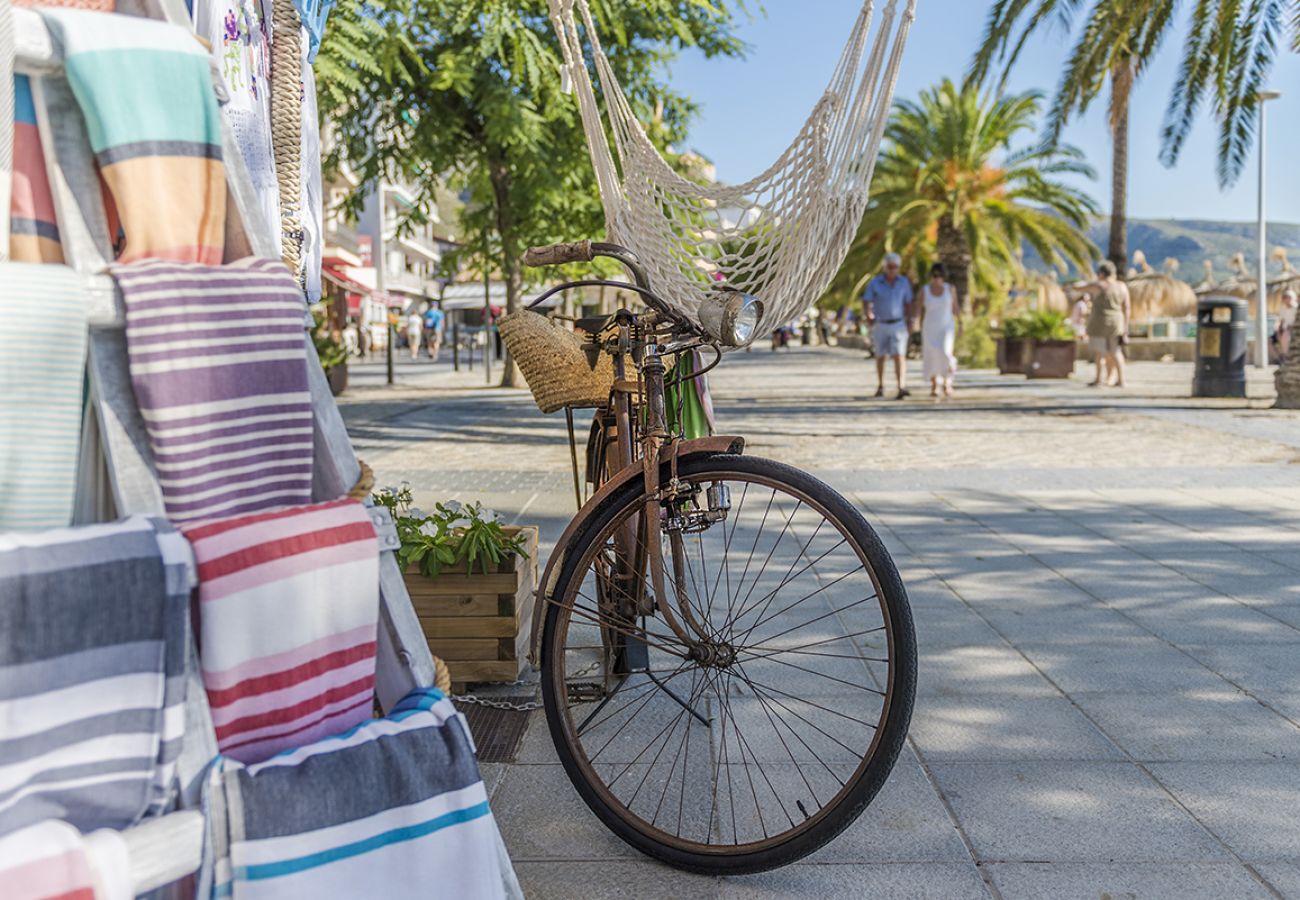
[0,264,87,531]
[0,820,132,900]
[183,499,379,764]
[0,517,190,835]
[9,75,64,263]
[113,257,313,523]
[39,8,225,265]
[209,688,504,900]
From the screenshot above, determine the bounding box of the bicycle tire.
[540,453,916,874]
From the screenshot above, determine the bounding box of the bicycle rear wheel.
[541,454,915,874]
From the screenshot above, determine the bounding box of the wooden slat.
[427,638,500,661]
[407,572,522,596]
[421,616,518,639]
[445,659,522,684]
[410,593,502,618]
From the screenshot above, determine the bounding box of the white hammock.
[548,0,916,333]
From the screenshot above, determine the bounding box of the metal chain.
[451,661,602,712]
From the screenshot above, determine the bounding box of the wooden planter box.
[997,337,1029,374]
[1026,339,1077,379]
[402,525,539,691]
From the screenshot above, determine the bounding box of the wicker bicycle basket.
[498,311,615,414]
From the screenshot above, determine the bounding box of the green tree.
[827,80,1097,313]
[318,0,746,385]
[969,0,1176,273]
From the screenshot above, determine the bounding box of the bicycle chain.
[451,662,601,713]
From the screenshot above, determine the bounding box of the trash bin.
[1193,295,1247,398]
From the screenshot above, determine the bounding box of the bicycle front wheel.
[540,454,916,874]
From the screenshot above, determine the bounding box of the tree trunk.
[1275,331,1300,407]
[1108,62,1132,274]
[936,216,973,312]
[488,158,523,387]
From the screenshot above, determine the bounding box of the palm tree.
[968,0,1177,273]
[830,80,1098,312]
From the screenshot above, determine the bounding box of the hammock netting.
[549,0,916,334]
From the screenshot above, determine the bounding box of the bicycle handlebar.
[523,240,594,268]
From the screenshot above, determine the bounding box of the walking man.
[1086,260,1131,388]
[864,253,913,398]
[424,301,445,363]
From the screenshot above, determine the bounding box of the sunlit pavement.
[341,346,1300,899]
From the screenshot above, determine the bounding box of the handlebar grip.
[523,240,594,268]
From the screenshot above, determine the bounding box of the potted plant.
[373,485,538,689]
[997,314,1031,374]
[312,308,350,396]
[1022,309,1077,379]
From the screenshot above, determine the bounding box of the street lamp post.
[376,181,395,385]
[1256,90,1282,369]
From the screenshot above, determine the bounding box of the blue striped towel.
[0,517,191,836]
[209,688,505,900]
[0,264,88,531]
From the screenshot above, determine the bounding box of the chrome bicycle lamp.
[698,290,764,347]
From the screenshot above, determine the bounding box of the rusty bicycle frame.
[522,242,745,687]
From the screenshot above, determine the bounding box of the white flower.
[443,500,464,514]
[479,507,500,523]
[407,507,428,521]
[446,517,471,531]
[418,521,439,538]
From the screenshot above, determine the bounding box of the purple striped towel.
[112,258,314,523]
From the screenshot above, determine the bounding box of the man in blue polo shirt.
[864,253,914,398]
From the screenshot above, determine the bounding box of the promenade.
[340,347,1300,899]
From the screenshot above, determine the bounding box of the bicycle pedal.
[567,682,605,703]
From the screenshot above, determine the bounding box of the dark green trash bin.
[1193,295,1247,398]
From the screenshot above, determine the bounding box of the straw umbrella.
[1193,259,1217,296]
[1126,250,1197,319]
[1266,247,1300,313]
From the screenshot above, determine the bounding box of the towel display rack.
[8,2,520,895]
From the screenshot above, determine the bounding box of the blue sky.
[668,0,1300,223]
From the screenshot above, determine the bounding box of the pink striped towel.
[182,499,380,764]
[0,820,131,900]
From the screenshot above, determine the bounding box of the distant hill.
[1023,217,1300,282]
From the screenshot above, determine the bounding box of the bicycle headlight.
[699,290,764,347]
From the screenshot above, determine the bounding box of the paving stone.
[909,695,1121,761]
[494,764,641,860]
[1147,762,1300,861]
[1016,638,1233,694]
[929,762,1230,863]
[986,862,1276,899]
[1253,862,1300,897]
[976,604,1150,644]
[1180,643,1300,694]
[717,863,990,899]
[514,861,719,899]
[1070,690,1300,761]
[913,645,1060,698]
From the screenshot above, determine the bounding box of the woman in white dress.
[916,262,961,398]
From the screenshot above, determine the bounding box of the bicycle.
[515,240,917,875]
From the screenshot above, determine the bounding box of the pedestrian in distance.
[406,307,424,361]
[864,252,913,398]
[424,301,445,363]
[917,262,961,399]
[1086,260,1131,388]
[1272,289,1298,364]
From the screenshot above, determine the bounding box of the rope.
[346,459,375,501]
[270,0,304,281]
[546,0,916,336]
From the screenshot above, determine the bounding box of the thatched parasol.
[1034,271,1069,312]
[1126,250,1197,318]
[1211,252,1257,299]
[1193,259,1217,296]
[1267,248,1300,312]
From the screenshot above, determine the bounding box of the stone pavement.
[339,347,1300,899]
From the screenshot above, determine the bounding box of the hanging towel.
[0,264,86,531]
[182,499,379,764]
[209,688,503,900]
[9,75,64,263]
[113,257,313,523]
[0,517,190,835]
[0,820,132,900]
[38,8,225,264]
